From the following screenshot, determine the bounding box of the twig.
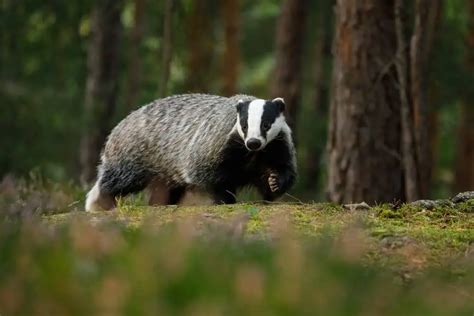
[284,192,305,205]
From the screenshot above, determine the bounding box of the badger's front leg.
[268,172,280,193]
[258,168,296,201]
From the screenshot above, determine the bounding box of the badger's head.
[235,97,289,151]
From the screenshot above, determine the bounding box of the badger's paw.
[268,173,280,192]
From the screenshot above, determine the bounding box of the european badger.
[85,94,296,211]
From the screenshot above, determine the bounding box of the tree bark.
[185,1,214,92]
[158,0,174,98]
[454,1,474,192]
[395,0,421,202]
[327,1,404,204]
[80,0,123,185]
[125,0,145,109]
[271,0,308,129]
[410,0,441,198]
[221,0,240,96]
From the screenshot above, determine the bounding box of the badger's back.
[102,94,255,186]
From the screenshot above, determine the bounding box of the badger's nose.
[246,138,262,151]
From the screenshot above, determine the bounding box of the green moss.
[458,199,474,213]
[376,208,403,219]
[34,198,474,270]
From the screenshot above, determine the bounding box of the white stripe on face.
[266,114,285,142]
[246,99,265,141]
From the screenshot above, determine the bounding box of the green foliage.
[1,0,90,178]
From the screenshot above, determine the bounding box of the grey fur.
[103,94,254,185]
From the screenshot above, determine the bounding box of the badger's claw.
[268,173,279,192]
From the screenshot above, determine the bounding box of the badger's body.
[86,93,296,211]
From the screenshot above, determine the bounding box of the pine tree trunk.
[306,5,330,192]
[80,0,123,185]
[271,0,308,129]
[125,0,144,109]
[327,0,404,204]
[185,1,213,92]
[395,0,421,202]
[221,0,240,96]
[158,0,174,98]
[454,1,474,192]
[410,0,441,198]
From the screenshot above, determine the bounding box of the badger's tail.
[85,167,117,212]
[85,181,101,211]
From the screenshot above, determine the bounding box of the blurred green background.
[0,0,472,200]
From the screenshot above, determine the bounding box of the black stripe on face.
[237,100,250,137]
[260,100,280,138]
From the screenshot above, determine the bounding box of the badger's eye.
[262,121,271,131]
[241,122,248,132]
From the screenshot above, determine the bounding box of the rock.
[342,202,371,211]
[451,191,474,203]
[409,199,454,210]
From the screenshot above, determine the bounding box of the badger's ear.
[272,97,285,113]
[236,99,245,112]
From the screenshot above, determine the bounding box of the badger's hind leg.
[85,181,116,212]
[92,161,154,210]
[147,178,187,205]
[147,178,169,205]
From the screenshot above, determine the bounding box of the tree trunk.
[305,4,331,192]
[125,0,145,109]
[271,0,308,129]
[185,1,214,92]
[80,0,123,185]
[395,0,421,202]
[454,1,474,192]
[221,0,240,96]
[158,0,174,98]
[454,103,474,191]
[327,1,404,204]
[410,0,441,198]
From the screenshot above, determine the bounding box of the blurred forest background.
[1,0,473,203]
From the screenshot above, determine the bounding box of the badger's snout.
[246,138,262,151]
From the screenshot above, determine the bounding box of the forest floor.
[47,199,474,270]
[0,180,473,315]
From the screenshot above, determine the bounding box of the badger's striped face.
[235,98,287,151]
